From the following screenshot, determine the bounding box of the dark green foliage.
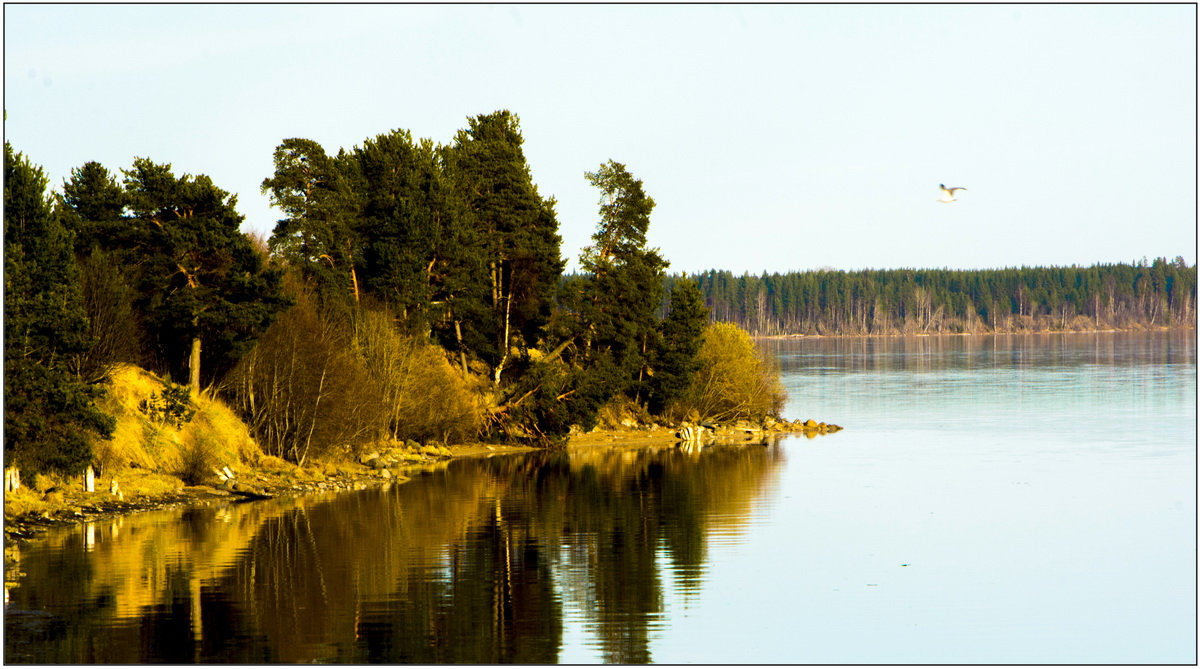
[693,261,1197,335]
[577,161,668,403]
[60,157,288,391]
[139,384,196,428]
[261,116,554,383]
[60,161,129,253]
[4,359,113,474]
[4,143,114,474]
[261,138,364,304]
[119,158,288,389]
[445,111,565,378]
[648,278,709,414]
[497,161,680,440]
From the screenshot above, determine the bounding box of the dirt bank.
[4,420,838,543]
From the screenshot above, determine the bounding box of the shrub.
[138,383,195,428]
[676,322,785,423]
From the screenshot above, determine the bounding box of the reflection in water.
[6,441,784,663]
[760,329,1196,374]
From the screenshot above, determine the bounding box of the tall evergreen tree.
[61,161,129,252]
[4,143,114,474]
[648,277,708,415]
[444,111,564,382]
[123,158,287,392]
[262,138,364,304]
[578,160,668,403]
[60,162,141,381]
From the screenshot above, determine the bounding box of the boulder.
[358,452,380,466]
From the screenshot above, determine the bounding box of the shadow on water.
[5,440,786,663]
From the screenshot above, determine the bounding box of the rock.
[370,458,388,470]
[804,419,818,428]
[359,452,380,466]
[228,482,272,500]
[380,468,392,479]
[4,466,20,492]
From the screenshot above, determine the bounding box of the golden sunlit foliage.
[351,310,485,445]
[676,322,785,423]
[91,363,259,481]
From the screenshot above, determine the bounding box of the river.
[5,330,1195,663]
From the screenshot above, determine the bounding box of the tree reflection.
[7,441,784,663]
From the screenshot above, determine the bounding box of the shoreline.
[3,421,836,543]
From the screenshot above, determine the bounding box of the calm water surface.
[5,331,1195,663]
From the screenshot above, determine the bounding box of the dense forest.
[687,262,1196,336]
[4,111,785,478]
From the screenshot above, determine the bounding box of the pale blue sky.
[4,3,1195,274]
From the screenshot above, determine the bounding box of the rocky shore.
[4,419,839,543]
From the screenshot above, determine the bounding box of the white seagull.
[938,184,967,203]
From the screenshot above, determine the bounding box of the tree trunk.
[189,335,202,394]
[454,319,468,375]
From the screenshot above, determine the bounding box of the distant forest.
[681,260,1197,336]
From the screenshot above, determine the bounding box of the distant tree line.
[685,262,1197,335]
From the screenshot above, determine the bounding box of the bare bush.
[351,310,484,444]
[223,278,388,465]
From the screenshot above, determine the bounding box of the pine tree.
[4,143,114,474]
[444,111,564,382]
[578,160,668,404]
[262,138,364,305]
[123,158,287,392]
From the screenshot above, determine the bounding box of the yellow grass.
[91,363,263,481]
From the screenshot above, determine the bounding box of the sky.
[3,3,1195,275]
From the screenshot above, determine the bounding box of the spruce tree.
[4,143,114,474]
[60,162,141,381]
[648,277,709,415]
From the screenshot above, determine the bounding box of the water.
[5,331,1195,663]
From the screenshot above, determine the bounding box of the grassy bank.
[4,363,837,542]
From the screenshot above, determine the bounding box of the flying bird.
[938,184,967,203]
